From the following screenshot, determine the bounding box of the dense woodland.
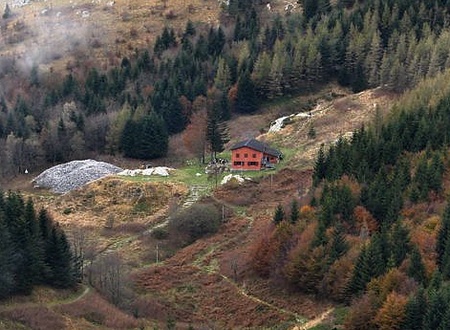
[0,192,78,298]
[251,62,450,329]
[2,0,450,174]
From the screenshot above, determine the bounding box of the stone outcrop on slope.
[32,159,123,194]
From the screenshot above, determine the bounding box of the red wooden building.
[230,139,282,171]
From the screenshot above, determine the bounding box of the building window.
[236,153,240,158]
[244,153,248,158]
[247,161,259,166]
[252,153,257,158]
[233,161,244,166]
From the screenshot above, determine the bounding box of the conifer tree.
[3,3,11,19]
[46,224,76,288]
[235,71,257,114]
[346,245,369,297]
[423,289,447,330]
[401,287,426,330]
[206,105,229,160]
[407,246,427,285]
[311,219,328,248]
[328,224,348,264]
[0,213,16,299]
[214,57,231,92]
[273,204,285,225]
[390,221,410,267]
[289,199,299,225]
[436,203,450,269]
[313,144,327,186]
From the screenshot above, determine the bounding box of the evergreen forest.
[0,192,78,299]
[2,0,450,174]
[250,57,450,330]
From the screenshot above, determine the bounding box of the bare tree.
[69,227,88,281]
[87,252,131,307]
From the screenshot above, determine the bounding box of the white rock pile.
[221,174,246,185]
[32,159,123,194]
[117,167,175,177]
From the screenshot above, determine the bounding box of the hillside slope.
[0,86,400,329]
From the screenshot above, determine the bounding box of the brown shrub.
[0,306,66,330]
[131,296,168,320]
[56,292,139,329]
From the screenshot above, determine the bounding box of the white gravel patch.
[221,174,245,185]
[32,159,123,194]
[117,167,175,177]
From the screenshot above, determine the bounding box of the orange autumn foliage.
[344,294,378,330]
[353,205,378,235]
[182,108,207,160]
[374,292,408,330]
[322,253,354,301]
[367,268,416,303]
[251,221,294,277]
[300,205,316,221]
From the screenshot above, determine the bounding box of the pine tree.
[440,231,450,279]
[3,3,11,19]
[289,199,299,225]
[137,112,169,159]
[346,245,369,297]
[423,289,446,330]
[407,245,427,285]
[311,219,328,248]
[214,57,231,92]
[0,212,16,299]
[120,118,138,158]
[429,152,444,193]
[273,204,285,225]
[437,202,450,269]
[390,221,410,267]
[328,224,348,264]
[46,224,76,288]
[235,71,257,114]
[313,144,327,186]
[401,287,426,330]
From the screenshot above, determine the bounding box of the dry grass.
[0,306,67,330]
[56,292,139,329]
[0,0,223,79]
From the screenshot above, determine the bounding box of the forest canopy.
[2,0,450,174]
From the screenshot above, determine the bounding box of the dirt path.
[292,308,334,330]
[189,198,308,324]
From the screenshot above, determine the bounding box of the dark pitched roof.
[230,139,281,157]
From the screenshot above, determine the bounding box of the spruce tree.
[289,199,299,225]
[46,224,76,288]
[0,213,16,299]
[311,219,328,248]
[423,289,446,330]
[3,3,11,19]
[137,112,169,159]
[401,287,426,330]
[273,204,285,225]
[313,144,326,186]
[206,106,229,160]
[235,71,257,114]
[407,245,427,285]
[346,245,369,297]
[390,221,410,267]
[328,224,348,264]
[437,203,450,269]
